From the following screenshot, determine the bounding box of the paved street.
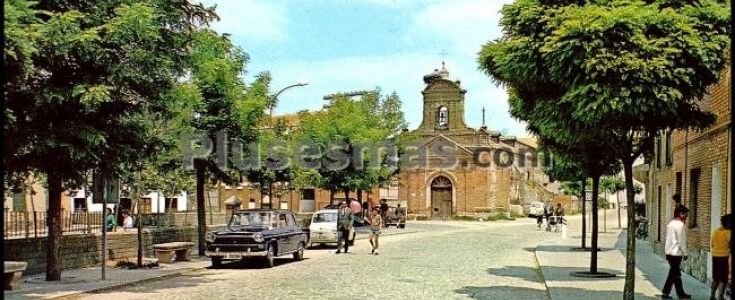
[71,219,562,300]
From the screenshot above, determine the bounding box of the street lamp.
[270,81,309,118]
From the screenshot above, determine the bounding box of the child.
[710,214,731,300]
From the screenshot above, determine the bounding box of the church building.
[398,64,551,219]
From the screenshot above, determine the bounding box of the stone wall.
[4,225,223,276]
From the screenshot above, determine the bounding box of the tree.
[186,29,269,256]
[478,0,729,296]
[4,0,216,281]
[296,91,406,205]
[544,150,591,249]
[601,176,625,228]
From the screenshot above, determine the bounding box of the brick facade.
[645,67,731,282]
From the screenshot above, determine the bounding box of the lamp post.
[270,81,309,119]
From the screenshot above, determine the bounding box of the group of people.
[335,201,386,255]
[536,202,566,232]
[104,207,135,232]
[661,194,730,300]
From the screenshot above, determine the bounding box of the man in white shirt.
[661,205,691,299]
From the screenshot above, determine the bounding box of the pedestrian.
[335,202,353,254]
[105,207,116,232]
[366,206,383,255]
[710,214,731,300]
[661,205,692,299]
[544,202,554,231]
[122,209,134,230]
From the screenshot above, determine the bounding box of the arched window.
[438,106,448,128]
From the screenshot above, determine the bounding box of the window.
[12,190,24,212]
[140,198,152,214]
[689,168,700,227]
[164,198,178,213]
[302,189,315,200]
[278,214,288,228]
[73,198,87,212]
[665,130,673,166]
[675,172,682,196]
[286,214,296,227]
[438,106,448,129]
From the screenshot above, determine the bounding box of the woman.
[710,214,731,300]
[122,209,134,230]
[366,207,383,255]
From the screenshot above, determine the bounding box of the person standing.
[105,207,116,232]
[661,205,692,299]
[121,209,134,230]
[544,202,554,231]
[710,214,731,300]
[335,202,353,254]
[367,207,383,255]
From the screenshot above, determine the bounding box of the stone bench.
[4,261,27,290]
[153,242,193,263]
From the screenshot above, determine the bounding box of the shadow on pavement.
[207,257,309,270]
[455,285,547,299]
[486,266,544,283]
[536,245,613,252]
[455,285,657,300]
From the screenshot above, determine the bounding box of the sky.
[202,0,527,136]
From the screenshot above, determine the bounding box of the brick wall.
[647,67,731,283]
[4,225,224,276]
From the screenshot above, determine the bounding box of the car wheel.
[211,257,222,268]
[293,242,305,261]
[399,223,405,229]
[263,244,275,268]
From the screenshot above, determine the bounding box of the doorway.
[431,176,452,220]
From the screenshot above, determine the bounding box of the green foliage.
[601,176,626,194]
[294,91,407,194]
[4,0,217,186]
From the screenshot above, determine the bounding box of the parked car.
[383,206,406,228]
[308,209,356,248]
[528,201,545,217]
[205,209,308,268]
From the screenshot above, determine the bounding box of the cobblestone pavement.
[73,220,563,300]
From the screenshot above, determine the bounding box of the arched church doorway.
[431,176,452,220]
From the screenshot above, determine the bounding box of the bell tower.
[417,63,470,132]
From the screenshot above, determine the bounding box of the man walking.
[661,205,692,299]
[335,202,353,254]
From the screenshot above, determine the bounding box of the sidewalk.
[4,226,421,300]
[535,215,712,300]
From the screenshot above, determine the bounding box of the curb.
[49,265,209,300]
[532,248,553,300]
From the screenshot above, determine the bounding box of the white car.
[528,201,545,217]
[308,209,355,248]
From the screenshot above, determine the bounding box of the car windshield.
[312,213,337,223]
[230,212,274,227]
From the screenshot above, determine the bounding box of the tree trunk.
[622,159,637,300]
[330,189,335,206]
[581,179,587,249]
[45,172,63,281]
[590,175,600,274]
[268,182,273,209]
[195,160,207,257]
[136,186,143,268]
[343,188,350,205]
[357,190,363,202]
